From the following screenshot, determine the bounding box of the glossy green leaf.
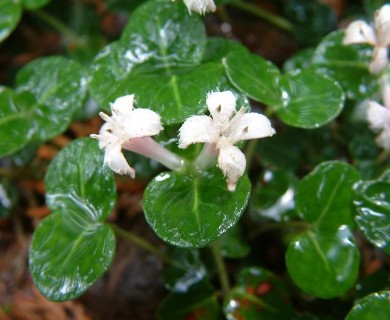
[219,224,250,259]
[251,170,296,222]
[354,170,390,254]
[29,138,116,301]
[223,267,293,320]
[275,69,344,128]
[0,0,22,43]
[286,227,360,298]
[158,282,220,320]
[224,49,281,106]
[143,168,251,248]
[345,291,390,320]
[296,161,361,230]
[0,87,36,157]
[312,31,378,100]
[202,38,247,63]
[89,1,225,125]
[21,0,51,10]
[164,248,207,293]
[283,48,314,73]
[15,56,88,142]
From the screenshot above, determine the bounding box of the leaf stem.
[229,1,294,32]
[29,9,85,47]
[109,223,173,264]
[210,240,230,297]
[244,139,257,172]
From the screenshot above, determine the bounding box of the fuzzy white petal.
[218,145,246,192]
[375,4,390,46]
[111,95,135,118]
[376,126,390,150]
[369,47,389,73]
[343,21,376,45]
[229,111,276,144]
[104,143,135,178]
[367,100,390,130]
[123,108,163,138]
[183,0,216,15]
[207,91,238,134]
[178,115,219,148]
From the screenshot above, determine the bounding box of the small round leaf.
[345,291,390,320]
[286,226,360,298]
[0,0,22,43]
[143,169,251,248]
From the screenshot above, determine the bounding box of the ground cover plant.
[0,0,389,319]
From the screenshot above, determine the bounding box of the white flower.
[367,100,390,150]
[183,0,216,15]
[343,4,390,73]
[179,91,275,191]
[91,95,163,177]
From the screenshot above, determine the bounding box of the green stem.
[244,139,257,172]
[29,10,85,47]
[210,240,230,297]
[230,1,294,32]
[109,223,173,265]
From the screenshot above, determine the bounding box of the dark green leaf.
[143,168,251,248]
[283,48,315,73]
[104,0,146,12]
[223,267,293,320]
[158,282,220,320]
[296,161,361,230]
[354,170,390,254]
[29,138,116,301]
[164,248,207,293]
[224,49,281,106]
[0,87,36,157]
[0,179,18,218]
[202,37,247,63]
[15,56,88,141]
[345,291,390,320]
[286,227,360,298]
[219,224,250,259]
[312,31,378,100]
[275,69,344,129]
[0,0,22,43]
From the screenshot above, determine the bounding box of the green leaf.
[224,49,281,106]
[286,227,360,298]
[164,248,207,293]
[312,31,378,100]
[345,291,390,320]
[219,224,251,259]
[158,282,221,320]
[15,56,88,142]
[0,87,36,157]
[89,0,225,125]
[223,267,293,320]
[0,178,18,218]
[143,168,251,248]
[0,0,22,43]
[29,138,116,301]
[202,37,248,63]
[283,48,315,73]
[295,161,361,230]
[275,69,344,128]
[21,0,51,10]
[354,170,390,254]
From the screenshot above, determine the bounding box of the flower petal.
[375,4,390,47]
[343,21,376,45]
[110,95,135,118]
[207,91,237,131]
[124,108,163,138]
[178,115,219,148]
[228,110,276,144]
[367,100,390,130]
[104,143,135,178]
[376,126,390,150]
[218,145,246,192]
[369,47,389,73]
[183,0,216,15]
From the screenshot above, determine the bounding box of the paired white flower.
[179,91,275,192]
[90,95,163,177]
[343,4,390,73]
[367,78,390,149]
[183,0,216,15]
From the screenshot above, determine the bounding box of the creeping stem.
[210,240,231,297]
